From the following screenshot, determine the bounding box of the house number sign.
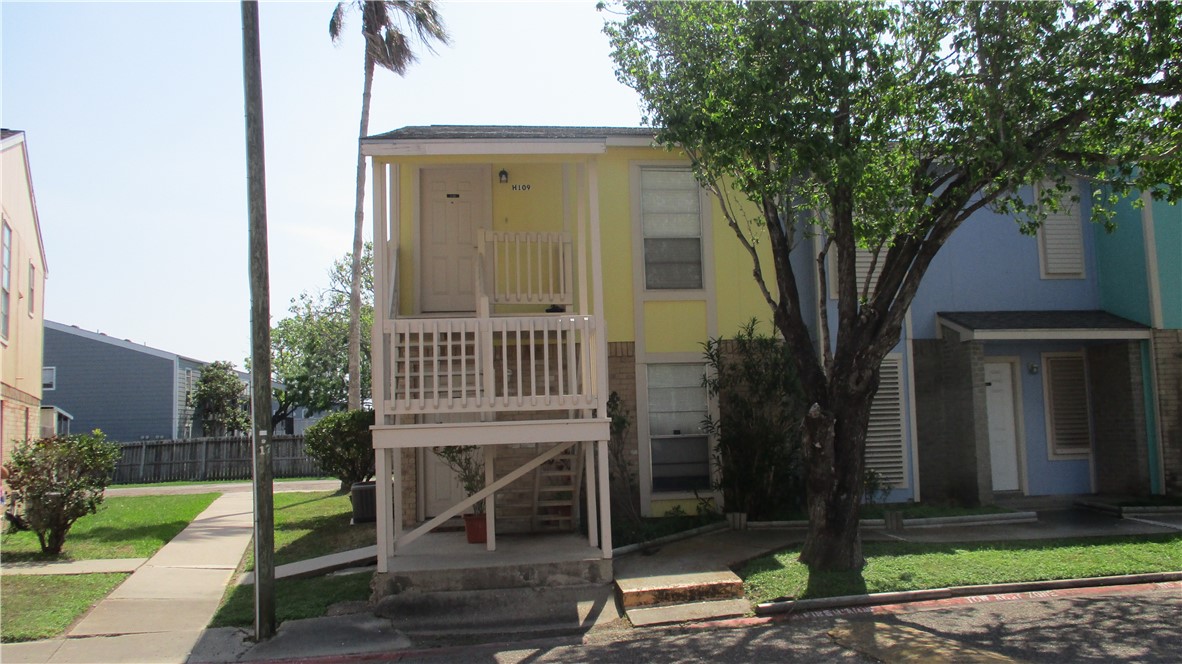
[511,184,531,191]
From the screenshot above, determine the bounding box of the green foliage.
[269,244,373,428]
[606,391,643,529]
[1,493,218,562]
[3,431,120,554]
[189,361,249,436]
[431,446,485,513]
[607,0,1182,570]
[303,409,375,491]
[702,320,807,519]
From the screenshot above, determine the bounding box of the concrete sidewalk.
[3,491,256,664]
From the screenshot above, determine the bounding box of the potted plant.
[431,445,486,543]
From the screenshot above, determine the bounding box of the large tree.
[607,1,1181,571]
[330,0,448,410]
[270,244,374,430]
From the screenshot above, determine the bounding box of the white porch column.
[585,441,598,548]
[598,438,613,558]
[575,163,589,316]
[375,449,393,572]
[485,445,496,551]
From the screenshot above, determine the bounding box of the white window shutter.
[865,355,906,487]
[828,246,885,299]
[1037,179,1085,279]
[1044,353,1091,457]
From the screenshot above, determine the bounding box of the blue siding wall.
[42,327,176,442]
[911,193,1101,339]
[1153,199,1182,328]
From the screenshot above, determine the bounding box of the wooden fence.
[111,435,322,484]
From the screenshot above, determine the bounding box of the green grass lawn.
[237,490,374,571]
[1,574,130,642]
[1,493,218,562]
[211,491,375,627]
[741,534,1182,604]
[209,573,373,628]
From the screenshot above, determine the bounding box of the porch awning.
[937,310,1152,341]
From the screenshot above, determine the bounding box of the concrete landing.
[626,598,751,627]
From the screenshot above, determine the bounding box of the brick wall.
[914,334,991,505]
[607,342,641,517]
[1,383,40,472]
[1156,330,1182,495]
[1087,342,1150,496]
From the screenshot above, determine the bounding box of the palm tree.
[330,0,448,410]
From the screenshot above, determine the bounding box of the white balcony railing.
[481,231,574,307]
[383,315,600,416]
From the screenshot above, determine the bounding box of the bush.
[304,410,375,491]
[702,319,807,519]
[3,431,120,554]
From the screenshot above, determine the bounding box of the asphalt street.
[375,585,1181,663]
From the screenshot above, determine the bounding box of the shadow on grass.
[1,521,196,562]
[210,573,372,628]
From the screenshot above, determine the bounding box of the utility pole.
[240,0,275,640]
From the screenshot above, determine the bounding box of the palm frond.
[328,2,349,43]
[333,0,449,75]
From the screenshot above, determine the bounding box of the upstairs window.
[641,167,704,290]
[42,366,56,391]
[28,262,35,316]
[1037,179,1085,279]
[2,221,10,339]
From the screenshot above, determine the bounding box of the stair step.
[625,599,750,627]
[616,571,745,608]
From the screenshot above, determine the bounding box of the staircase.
[616,571,749,627]
[494,443,584,534]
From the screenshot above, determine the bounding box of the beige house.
[1,129,49,469]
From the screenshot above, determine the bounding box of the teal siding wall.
[1095,194,1151,326]
[1153,199,1182,329]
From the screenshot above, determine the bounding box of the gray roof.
[1,128,22,140]
[938,310,1149,331]
[365,125,656,142]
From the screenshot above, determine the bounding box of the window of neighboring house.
[827,245,885,300]
[641,167,704,290]
[647,363,710,492]
[27,262,35,316]
[1043,351,1092,458]
[2,220,11,340]
[42,367,55,391]
[1037,179,1086,279]
[866,355,907,488]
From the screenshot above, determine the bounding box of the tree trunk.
[347,54,375,411]
[798,383,875,571]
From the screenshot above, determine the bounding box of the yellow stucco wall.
[377,145,774,343]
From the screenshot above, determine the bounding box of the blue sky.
[2,1,643,366]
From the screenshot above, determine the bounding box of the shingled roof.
[365,125,656,142]
[937,310,1151,340]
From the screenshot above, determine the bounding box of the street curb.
[747,510,1038,530]
[754,571,1182,615]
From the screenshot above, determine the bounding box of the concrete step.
[373,557,612,594]
[372,583,621,636]
[625,598,751,627]
[615,570,745,608]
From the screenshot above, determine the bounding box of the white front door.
[420,167,489,312]
[985,361,1022,492]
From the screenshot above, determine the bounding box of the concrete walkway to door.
[3,491,256,664]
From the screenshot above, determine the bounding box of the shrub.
[304,409,375,491]
[702,319,807,519]
[3,431,120,554]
